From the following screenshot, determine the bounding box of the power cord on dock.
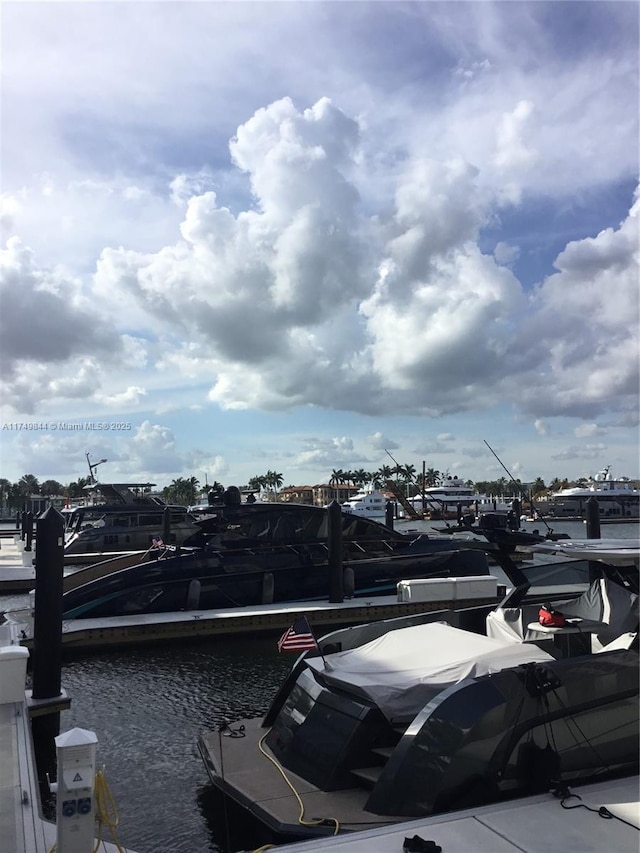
[551,784,640,831]
[94,768,126,852]
[46,768,127,853]
[257,729,340,837]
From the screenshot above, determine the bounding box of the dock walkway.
[0,535,36,594]
[0,629,136,852]
[276,775,640,852]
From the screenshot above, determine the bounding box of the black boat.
[63,482,200,555]
[198,540,639,842]
[57,488,495,619]
[435,506,570,550]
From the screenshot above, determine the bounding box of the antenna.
[86,452,108,484]
[483,440,551,532]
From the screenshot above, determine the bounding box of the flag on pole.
[277,615,318,653]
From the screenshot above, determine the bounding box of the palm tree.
[424,468,440,487]
[264,470,283,496]
[184,476,200,505]
[330,468,345,500]
[18,474,39,497]
[530,477,546,498]
[0,478,10,512]
[40,479,64,497]
[353,469,370,488]
[402,463,417,482]
[374,465,392,487]
[66,477,91,499]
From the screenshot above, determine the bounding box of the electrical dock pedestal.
[0,623,136,852]
[0,507,137,852]
[51,729,98,853]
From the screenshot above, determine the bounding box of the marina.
[0,518,637,853]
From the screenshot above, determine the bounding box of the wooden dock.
[11,587,504,651]
[0,535,36,593]
[0,635,137,852]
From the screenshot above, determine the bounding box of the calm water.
[1,519,637,852]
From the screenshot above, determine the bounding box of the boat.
[13,484,542,623]
[410,475,511,519]
[541,468,640,520]
[198,538,638,843]
[47,484,585,621]
[433,505,570,551]
[63,482,201,555]
[340,488,390,519]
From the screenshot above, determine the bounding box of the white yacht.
[411,475,511,516]
[341,488,390,519]
[544,467,640,519]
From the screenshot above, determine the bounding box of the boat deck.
[199,717,404,837]
[201,709,640,848]
[251,772,640,851]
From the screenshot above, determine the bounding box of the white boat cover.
[307,622,553,723]
[532,539,640,566]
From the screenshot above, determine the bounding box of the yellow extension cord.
[47,768,127,853]
[45,735,337,853]
[250,728,340,852]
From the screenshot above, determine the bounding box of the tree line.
[1,468,629,512]
[0,474,92,510]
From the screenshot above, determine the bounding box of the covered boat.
[198,539,639,842]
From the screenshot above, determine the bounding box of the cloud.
[516,193,639,419]
[534,419,549,436]
[369,432,398,451]
[3,95,638,434]
[574,423,607,438]
[552,443,608,462]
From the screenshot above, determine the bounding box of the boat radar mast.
[86,452,108,484]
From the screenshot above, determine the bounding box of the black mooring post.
[512,499,521,526]
[585,497,601,538]
[163,506,172,544]
[385,501,394,529]
[15,509,21,530]
[327,500,344,603]
[20,505,27,540]
[585,497,602,583]
[31,507,65,702]
[24,511,34,551]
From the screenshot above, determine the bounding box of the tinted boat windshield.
[194,504,400,545]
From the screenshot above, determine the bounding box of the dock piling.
[586,497,602,583]
[327,501,344,603]
[31,507,65,702]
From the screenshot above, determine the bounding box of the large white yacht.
[341,487,390,519]
[411,475,510,516]
[544,467,640,519]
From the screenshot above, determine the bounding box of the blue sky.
[1,1,638,491]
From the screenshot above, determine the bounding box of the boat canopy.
[306,622,552,723]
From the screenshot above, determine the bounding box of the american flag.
[277,615,318,653]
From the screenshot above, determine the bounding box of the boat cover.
[532,539,640,567]
[307,622,553,723]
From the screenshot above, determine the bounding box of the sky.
[1,0,638,492]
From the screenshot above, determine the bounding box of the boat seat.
[486,603,552,644]
[560,577,639,650]
[486,578,639,652]
[595,632,638,653]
